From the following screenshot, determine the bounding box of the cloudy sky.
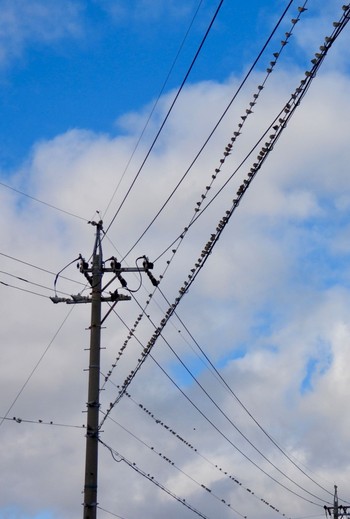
[1,1,350,518]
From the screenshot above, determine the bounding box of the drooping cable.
[159,289,334,498]
[0,270,71,296]
[114,294,331,504]
[99,439,219,519]
[97,506,129,519]
[1,415,85,429]
[0,279,50,299]
[104,0,225,237]
[102,410,246,518]
[102,0,205,221]
[99,9,349,502]
[0,251,85,288]
[102,394,291,518]
[0,306,76,429]
[0,179,88,221]
[120,0,297,261]
[101,308,326,506]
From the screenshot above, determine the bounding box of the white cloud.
[0,0,83,66]
[1,15,350,518]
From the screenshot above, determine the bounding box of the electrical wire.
[100,439,226,519]
[0,306,76,429]
[102,410,246,518]
[120,0,296,261]
[101,308,326,507]
[104,0,226,237]
[0,270,72,296]
[99,14,350,502]
[97,506,129,519]
[0,180,88,221]
[153,7,350,264]
[102,0,205,221]
[0,251,85,288]
[103,390,292,518]
[118,295,331,504]
[159,288,334,498]
[0,279,50,299]
[0,415,85,429]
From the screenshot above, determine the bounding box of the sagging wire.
[99,438,232,519]
[120,0,300,261]
[2,415,85,429]
[108,391,292,519]
[99,1,310,389]
[99,0,349,449]
[102,410,248,518]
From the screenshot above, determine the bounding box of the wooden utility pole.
[83,221,103,519]
[50,219,158,518]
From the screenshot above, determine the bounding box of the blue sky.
[0,0,297,170]
[1,1,350,519]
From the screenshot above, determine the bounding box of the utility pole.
[50,220,158,518]
[83,220,102,519]
[324,486,350,519]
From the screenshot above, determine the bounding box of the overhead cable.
[121,0,297,261]
[101,310,325,506]
[102,0,205,221]
[104,0,226,237]
[0,179,88,221]
[99,439,219,519]
[0,307,76,429]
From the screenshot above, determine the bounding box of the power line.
[104,390,292,519]
[99,16,350,499]
[102,0,205,221]
[104,0,226,237]
[0,415,85,429]
[0,279,50,299]
[102,411,247,518]
[0,251,85,287]
[100,439,225,519]
[97,506,129,519]
[120,296,331,504]
[160,290,334,498]
[121,0,297,261]
[101,308,326,507]
[0,269,72,296]
[0,306,76,429]
[0,179,88,221]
